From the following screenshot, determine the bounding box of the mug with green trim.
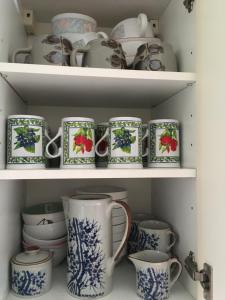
[7,115,49,169]
[148,119,180,168]
[95,117,145,168]
[46,117,96,169]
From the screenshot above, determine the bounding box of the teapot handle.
[137,13,148,37]
[70,45,90,66]
[109,200,131,263]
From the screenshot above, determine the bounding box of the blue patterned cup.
[138,220,177,252]
[129,250,182,300]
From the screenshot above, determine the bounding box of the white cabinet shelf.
[0,63,196,108]
[20,0,171,27]
[7,260,194,300]
[0,168,196,180]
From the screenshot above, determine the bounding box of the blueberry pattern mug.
[7,115,51,169]
[95,117,144,168]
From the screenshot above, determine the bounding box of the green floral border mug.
[46,117,96,169]
[95,117,145,168]
[7,115,50,169]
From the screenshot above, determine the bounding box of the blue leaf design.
[138,230,160,251]
[67,218,105,297]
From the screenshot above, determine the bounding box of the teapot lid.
[76,185,128,200]
[11,246,52,266]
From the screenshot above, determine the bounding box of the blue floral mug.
[129,250,182,300]
[138,220,177,252]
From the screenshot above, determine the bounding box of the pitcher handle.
[45,127,62,159]
[12,47,32,63]
[70,45,90,66]
[169,258,182,287]
[110,200,131,262]
[137,13,148,37]
[167,230,177,251]
[95,128,109,157]
[142,128,149,157]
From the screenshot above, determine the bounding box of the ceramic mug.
[70,38,127,69]
[52,13,97,35]
[129,250,182,300]
[7,115,53,169]
[148,119,180,168]
[138,220,177,252]
[95,117,145,168]
[45,117,96,169]
[111,13,153,39]
[142,124,148,167]
[133,41,177,71]
[95,122,109,168]
[12,34,72,66]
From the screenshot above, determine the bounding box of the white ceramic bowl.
[23,229,67,247]
[112,214,126,226]
[52,13,97,35]
[23,241,67,267]
[23,220,67,240]
[22,202,64,225]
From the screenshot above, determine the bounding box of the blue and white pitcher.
[62,194,131,299]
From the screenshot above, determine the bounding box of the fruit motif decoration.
[113,127,136,154]
[159,128,178,153]
[73,128,93,154]
[14,126,40,153]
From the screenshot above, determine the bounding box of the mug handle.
[12,47,32,63]
[110,200,131,262]
[45,127,62,159]
[142,128,149,157]
[95,128,109,157]
[97,31,109,40]
[169,258,182,287]
[70,45,90,66]
[167,230,177,251]
[44,129,59,158]
[137,13,148,37]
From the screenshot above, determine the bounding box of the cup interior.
[130,250,169,263]
[139,220,170,230]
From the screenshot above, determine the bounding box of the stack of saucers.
[22,202,67,266]
[76,185,128,261]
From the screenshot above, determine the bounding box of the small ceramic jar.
[11,246,52,297]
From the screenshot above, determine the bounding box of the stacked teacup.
[22,202,67,266]
[51,13,108,66]
[76,185,128,261]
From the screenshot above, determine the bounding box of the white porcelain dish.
[24,220,66,240]
[23,229,67,247]
[52,13,97,35]
[22,202,64,225]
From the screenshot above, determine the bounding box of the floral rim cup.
[129,250,182,300]
[45,117,96,169]
[95,117,147,169]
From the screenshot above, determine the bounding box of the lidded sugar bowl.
[11,246,52,297]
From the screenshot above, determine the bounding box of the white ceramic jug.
[62,194,131,299]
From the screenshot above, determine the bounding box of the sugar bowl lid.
[11,246,52,266]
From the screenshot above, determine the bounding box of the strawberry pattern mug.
[45,117,95,169]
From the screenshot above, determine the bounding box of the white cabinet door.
[197,0,225,299]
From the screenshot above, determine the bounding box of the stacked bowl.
[22,202,67,266]
[76,185,128,261]
[51,13,108,66]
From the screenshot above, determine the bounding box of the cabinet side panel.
[0,181,25,300]
[151,87,197,298]
[0,78,26,169]
[159,0,196,72]
[0,0,27,62]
